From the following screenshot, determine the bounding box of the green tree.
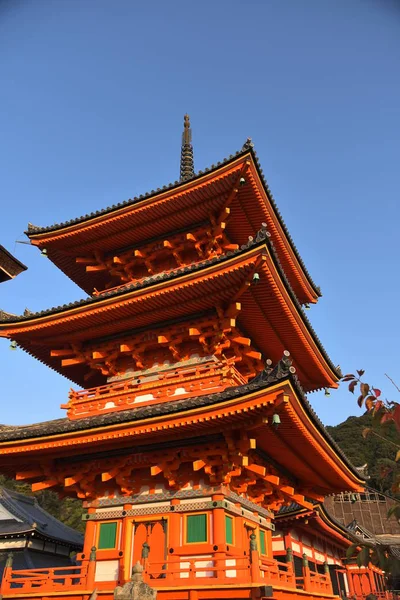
[340,370,400,573]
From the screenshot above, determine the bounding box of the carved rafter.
[75,167,252,291]
[15,424,314,510]
[76,223,240,291]
[51,308,264,382]
[205,161,251,253]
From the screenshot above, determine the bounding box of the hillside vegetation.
[327,413,400,494]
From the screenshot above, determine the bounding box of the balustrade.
[63,362,245,418]
[0,548,96,596]
[1,562,90,594]
[0,547,365,597]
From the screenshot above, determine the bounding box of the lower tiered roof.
[0,360,364,498]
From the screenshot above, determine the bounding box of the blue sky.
[0,0,399,427]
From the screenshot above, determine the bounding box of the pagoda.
[0,117,366,600]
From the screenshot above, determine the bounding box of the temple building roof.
[25,140,320,304]
[277,491,400,562]
[0,230,339,392]
[0,361,364,496]
[0,245,27,283]
[0,487,83,547]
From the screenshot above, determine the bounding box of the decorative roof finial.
[242,137,254,151]
[180,114,194,181]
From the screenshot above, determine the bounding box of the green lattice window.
[186,514,207,543]
[98,522,117,549]
[259,529,266,555]
[225,515,233,544]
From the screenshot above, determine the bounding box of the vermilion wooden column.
[212,494,226,581]
[345,567,355,596]
[83,508,96,555]
[122,503,133,582]
[168,498,181,582]
[212,494,225,548]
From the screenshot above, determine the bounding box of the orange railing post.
[286,548,295,584]
[86,546,97,589]
[346,567,355,597]
[302,553,311,591]
[324,561,333,594]
[188,559,196,584]
[250,533,261,583]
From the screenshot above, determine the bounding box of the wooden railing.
[260,556,297,587]
[0,550,96,596]
[143,553,251,585]
[63,362,244,419]
[307,570,332,594]
[143,550,332,593]
[0,548,336,597]
[1,563,90,593]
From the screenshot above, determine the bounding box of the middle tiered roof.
[0,230,339,393]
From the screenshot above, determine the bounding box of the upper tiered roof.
[25,128,320,305]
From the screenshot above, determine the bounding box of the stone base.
[114,563,157,600]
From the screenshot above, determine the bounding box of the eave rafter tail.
[244,156,321,303]
[54,161,251,287]
[210,160,251,231]
[50,309,263,385]
[257,248,339,388]
[277,390,364,491]
[10,414,313,509]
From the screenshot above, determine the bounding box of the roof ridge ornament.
[251,350,297,386]
[242,137,254,151]
[180,114,195,181]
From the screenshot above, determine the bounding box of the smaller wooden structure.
[325,490,400,536]
[0,487,83,578]
[274,501,388,600]
[0,246,27,283]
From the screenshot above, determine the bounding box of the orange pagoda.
[0,117,366,600]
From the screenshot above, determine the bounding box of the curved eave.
[0,529,82,548]
[0,240,338,390]
[26,148,320,304]
[0,380,364,495]
[270,382,364,494]
[275,503,353,547]
[0,245,27,282]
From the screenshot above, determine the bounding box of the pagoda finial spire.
[180,114,194,181]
